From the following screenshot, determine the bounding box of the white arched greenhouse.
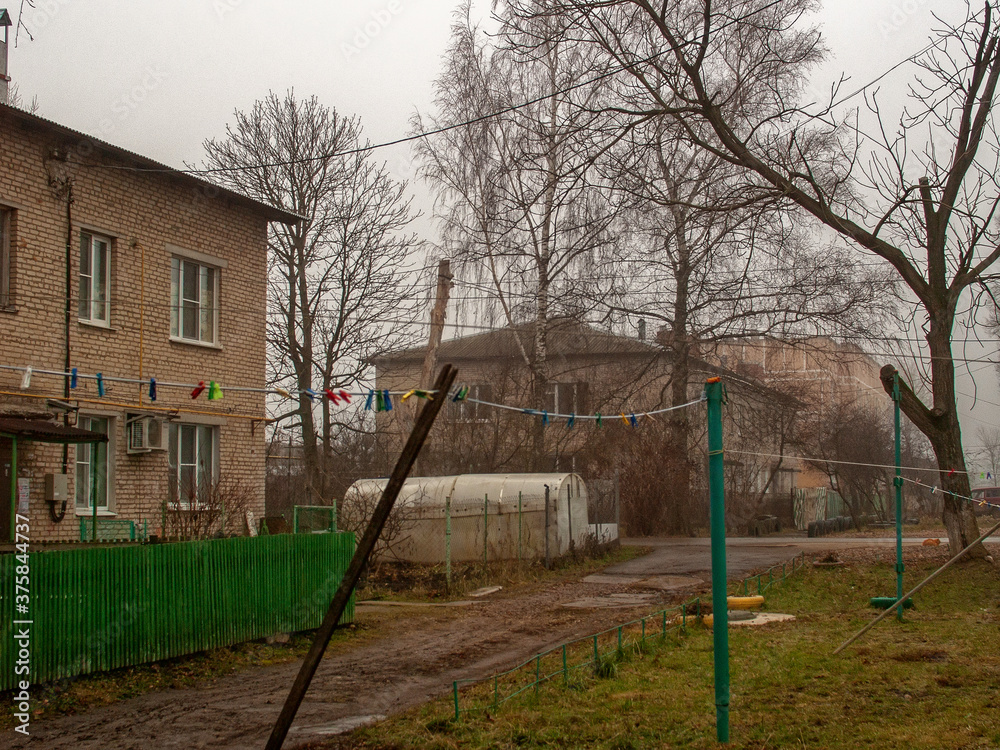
[343,473,590,564]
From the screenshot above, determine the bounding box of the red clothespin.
[325,389,340,405]
[191,381,207,399]
[339,390,352,404]
[948,468,957,477]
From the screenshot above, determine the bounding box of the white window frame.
[168,422,220,509]
[452,384,493,422]
[170,256,220,345]
[79,231,111,325]
[75,415,116,515]
[0,206,11,308]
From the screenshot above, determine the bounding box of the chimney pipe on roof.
[0,9,11,105]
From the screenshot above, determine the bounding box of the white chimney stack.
[0,9,11,105]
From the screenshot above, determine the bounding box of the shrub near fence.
[0,532,355,690]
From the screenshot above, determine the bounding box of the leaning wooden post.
[265,364,458,750]
[705,377,730,743]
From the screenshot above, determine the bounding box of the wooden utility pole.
[265,364,458,750]
[420,260,453,389]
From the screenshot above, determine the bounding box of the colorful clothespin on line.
[274,387,292,399]
[191,381,206,399]
[208,381,223,401]
[325,389,341,405]
[365,390,375,411]
[97,373,105,398]
[149,378,157,402]
[452,385,470,402]
[629,413,638,428]
[401,389,433,402]
[71,368,78,389]
[948,468,957,477]
[542,410,549,426]
[596,412,602,428]
[383,390,393,411]
[338,389,351,404]
[20,366,32,390]
[620,412,628,426]
[303,388,317,402]
[567,413,575,429]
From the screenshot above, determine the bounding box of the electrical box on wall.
[44,473,69,503]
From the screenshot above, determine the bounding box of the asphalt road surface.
[612,534,991,580]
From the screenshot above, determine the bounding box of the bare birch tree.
[413,3,618,469]
[204,91,419,502]
[507,0,999,557]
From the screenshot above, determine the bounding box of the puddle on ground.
[561,593,657,609]
[293,714,387,736]
[582,573,704,591]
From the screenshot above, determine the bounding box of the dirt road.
[6,537,846,750]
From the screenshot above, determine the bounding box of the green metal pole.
[9,438,17,542]
[518,491,522,562]
[483,493,488,575]
[453,681,460,720]
[91,440,98,542]
[445,493,452,591]
[706,377,730,743]
[893,373,904,622]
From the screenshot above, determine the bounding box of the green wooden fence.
[0,532,355,690]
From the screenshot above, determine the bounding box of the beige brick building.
[0,102,298,543]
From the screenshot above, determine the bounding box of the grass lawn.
[344,551,1000,750]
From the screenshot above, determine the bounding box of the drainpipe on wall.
[52,182,74,522]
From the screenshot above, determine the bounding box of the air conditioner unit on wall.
[127,415,167,454]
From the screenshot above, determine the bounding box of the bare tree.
[585,111,887,531]
[973,425,1000,480]
[414,3,618,469]
[507,0,999,557]
[204,91,420,503]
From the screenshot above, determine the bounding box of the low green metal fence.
[0,532,355,690]
[293,504,338,534]
[732,552,806,597]
[78,517,149,542]
[452,552,807,719]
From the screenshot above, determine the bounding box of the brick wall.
[0,108,273,541]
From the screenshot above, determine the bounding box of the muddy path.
[9,569,693,750]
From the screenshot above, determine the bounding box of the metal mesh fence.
[293,505,337,534]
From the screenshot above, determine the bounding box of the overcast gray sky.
[8,0,998,458]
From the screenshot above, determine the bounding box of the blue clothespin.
[304,388,317,402]
[96,373,105,397]
[383,390,393,411]
[70,367,78,389]
[365,390,375,410]
[629,413,638,427]
[542,410,548,426]
[149,378,157,401]
[567,413,575,429]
